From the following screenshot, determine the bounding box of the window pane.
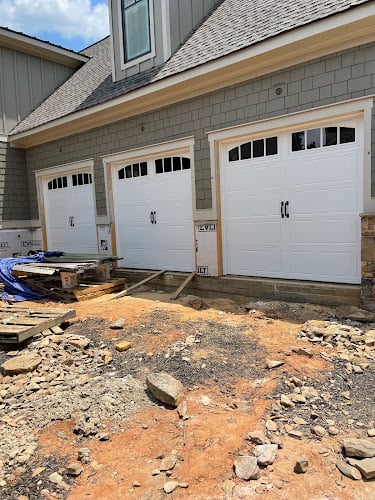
[266,137,278,155]
[72,175,77,186]
[118,168,125,180]
[78,173,83,185]
[253,139,264,158]
[140,162,147,176]
[340,127,355,144]
[63,176,67,188]
[155,159,163,174]
[173,157,181,171]
[182,157,190,169]
[240,142,251,160]
[228,147,239,162]
[57,177,62,188]
[48,181,52,190]
[323,127,337,146]
[133,163,140,177]
[83,173,89,184]
[292,132,305,151]
[125,165,132,178]
[124,0,151,62]
[53,178,57,189]
[307,128,320,149]
[164,157,172,172]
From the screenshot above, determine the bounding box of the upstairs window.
[122,0,152,63]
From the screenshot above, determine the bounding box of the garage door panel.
[224,164,281,191]
[287,248,359,283]
[287,219,358,244]
[225,220,282,246]
[290,187,359,215]
[286,151,358,185]
[224,195,282,218]
[44,174,97,253]
[222,120,362,283]
[226,248,283,276]
[113,157,194,272]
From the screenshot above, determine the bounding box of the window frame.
[119,0,156,70]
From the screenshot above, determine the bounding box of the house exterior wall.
[110,0,221,82]
[0,45,74,135]
[0,141,29,223]
[25,41,375,221]
[168,0,221,56]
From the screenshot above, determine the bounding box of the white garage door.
[113,154,195,271]
[221,119,363,284]
[43,171,98,253]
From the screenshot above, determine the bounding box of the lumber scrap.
[171,271,196,300]
[0,307,76,343]
[26,279,73,302]
[110,270,166,300]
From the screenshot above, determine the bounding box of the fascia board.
[0,28,89,68]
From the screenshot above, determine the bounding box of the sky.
[0,0,110,52]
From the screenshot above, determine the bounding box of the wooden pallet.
[0,306,76,343]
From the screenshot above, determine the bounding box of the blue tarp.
[0,252,64,302]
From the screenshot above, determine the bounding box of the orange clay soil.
[29,293,374,499]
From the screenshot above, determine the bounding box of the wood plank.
[171,271,196,300]
[110,270,166,300]
[0,308,76,343]
[26,280,72,302]
[71,279,126,298]
[75,283,125,301]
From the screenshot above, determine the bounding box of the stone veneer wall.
[361,214,375,311]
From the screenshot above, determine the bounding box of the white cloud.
[0,0,109,44]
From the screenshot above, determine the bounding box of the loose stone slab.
[350,457,375,479]
[1,354,42,375]
[336,460,361,480]
[146,372,184,407]
[343,439,375,458]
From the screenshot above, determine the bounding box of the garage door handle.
[150,211,157,224]
[154,211,157,224]
[281,201,284,219]
[285,201,290,218]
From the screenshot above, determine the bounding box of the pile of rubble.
[0,320,150,490]
[299,320,375,361]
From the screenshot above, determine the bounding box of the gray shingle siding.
[11,0,372,135]
[25,42,375,214]
[0,142,29,221]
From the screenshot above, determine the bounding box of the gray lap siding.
[0,142,29,222]
[25,41,375,219]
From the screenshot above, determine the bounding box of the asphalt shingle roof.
[10,0,372,135]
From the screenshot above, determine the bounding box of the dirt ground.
[1,289,375,499]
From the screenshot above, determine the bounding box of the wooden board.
[0,307,76,343]
[110,270,165,300]
[171,271,196,300]
[25,278,126,302]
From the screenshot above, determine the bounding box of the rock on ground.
[1,354,42,375]
[146,372,184,407]
[343,439,375,458]
[233,456,260,481]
